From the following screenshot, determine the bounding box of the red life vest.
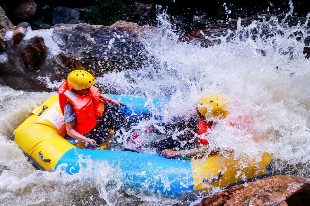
[197,116,250,145]
[59,81,104,135]
[197,118,212,145]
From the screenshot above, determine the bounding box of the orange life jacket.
[59,80,104,135]
[197,118,212,145]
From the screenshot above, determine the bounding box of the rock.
[109,20,157,38]
[185,24,233,40]
[12,22,30,46]
[0,22,150,91]
[196,175,310,206]
[20,35,47,71]
[32,20,51,29]
[52,6,80,25]
[52,23,148,74]
[303,47,310,59]
[0,165,9,176]
[127,2,157,26]
[303,37,310,59]
[13,0,37,18]
[183,24,235,48]
[0,6,14,51]
[0,32,49,91]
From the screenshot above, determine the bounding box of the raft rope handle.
[203,172,223,183]
[38,105,48,116]
[39,151,51,162]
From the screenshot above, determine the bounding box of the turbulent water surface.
[1,11,310,205]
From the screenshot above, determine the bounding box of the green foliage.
[83,0,135,26]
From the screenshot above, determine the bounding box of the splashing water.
[1,9,310,205]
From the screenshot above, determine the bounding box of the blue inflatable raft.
[12,94,272,196]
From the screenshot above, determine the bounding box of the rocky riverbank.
[1,5,155,91]
[191,175,310,206]
[1,0,310,33]
[2,3,310,91]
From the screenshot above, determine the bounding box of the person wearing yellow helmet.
[59,70,124,148]
[160,94,229,159]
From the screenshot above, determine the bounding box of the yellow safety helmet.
[197,94,229,119]
[67,70,95,90]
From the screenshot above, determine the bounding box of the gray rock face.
[52,7,81,25]
[0,21,150,91]
[0,6,14,51]
[52,23,148,72]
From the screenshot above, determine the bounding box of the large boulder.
[0,6,14,51]
[195,175,310,206]
[52,22,149,73]
[0,21,152,91]
[52,6,81,25]
[13,0,37,19]
[127,2,157,26]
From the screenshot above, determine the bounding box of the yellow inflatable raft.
[12,95,272,196]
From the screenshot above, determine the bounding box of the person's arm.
[161,145,219,160]
[66,119,96,146]
[99,94,121,107]
[161,149,181,159]
[179,145,211,159]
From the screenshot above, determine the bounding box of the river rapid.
[1,10,310,205]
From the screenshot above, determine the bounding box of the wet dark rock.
[12,22,30,46]
[0,165,9,175]
[0,6,14,51]
[2,0,310,35]
[127,2,157,26]
[13,0,37,19]
[52,6,81,25]
[303,47,310,59]
[0,21,150,91]
[194,175,310,206]
[182,24,235,48]
[20,35,47,71]
[184,24,233,41]
[32,20,51,29]
[52,23,148,74]
[1,29,54,91]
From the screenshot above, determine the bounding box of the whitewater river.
[1,13,310,205]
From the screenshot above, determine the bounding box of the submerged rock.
[195,175,310,206]
[182,23,235,48]
[20,35,47,71]
[12,22,30,46]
